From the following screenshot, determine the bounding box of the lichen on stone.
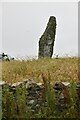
[38,16,57,58]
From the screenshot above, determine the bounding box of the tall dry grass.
[2,57,78,83]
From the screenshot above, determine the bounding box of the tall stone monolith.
[38,16,57,58]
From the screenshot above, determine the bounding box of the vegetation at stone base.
[0,86,2,120]
[1,57,80,119]
[1,80,80,119]
[2,84,27,119]
[2,57,78,83]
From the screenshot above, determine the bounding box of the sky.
[1,2,78,58]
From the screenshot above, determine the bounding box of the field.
[1,57,80,119]
[2,57,78,83]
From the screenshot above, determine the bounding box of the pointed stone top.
[49,16,56,21]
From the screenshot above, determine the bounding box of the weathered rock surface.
[25,80,44,112]
[53,81,70,112]
[38,16,56,58]
[11,82,23,87]
[2,80,79,114]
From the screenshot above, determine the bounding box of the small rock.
[59,93,64,99]
[0,81,6,86]
[37,83,43,86]
[76,83,80,88]
[28,100,34,104]
[54,81,70,91]
[11,82,23,87]
[36,104,40,107]
[31,110,35,113]
[26,79,36,89]
[54,82,62,90]
[61,82,70,86]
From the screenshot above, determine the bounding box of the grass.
[2,78,80,119]
[1,57,80,119]
[2,57,78,83]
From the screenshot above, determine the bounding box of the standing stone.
[38,16,57,58]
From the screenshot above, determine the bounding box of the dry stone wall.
[0,80,80,115]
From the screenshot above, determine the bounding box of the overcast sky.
[1,2,78,58]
